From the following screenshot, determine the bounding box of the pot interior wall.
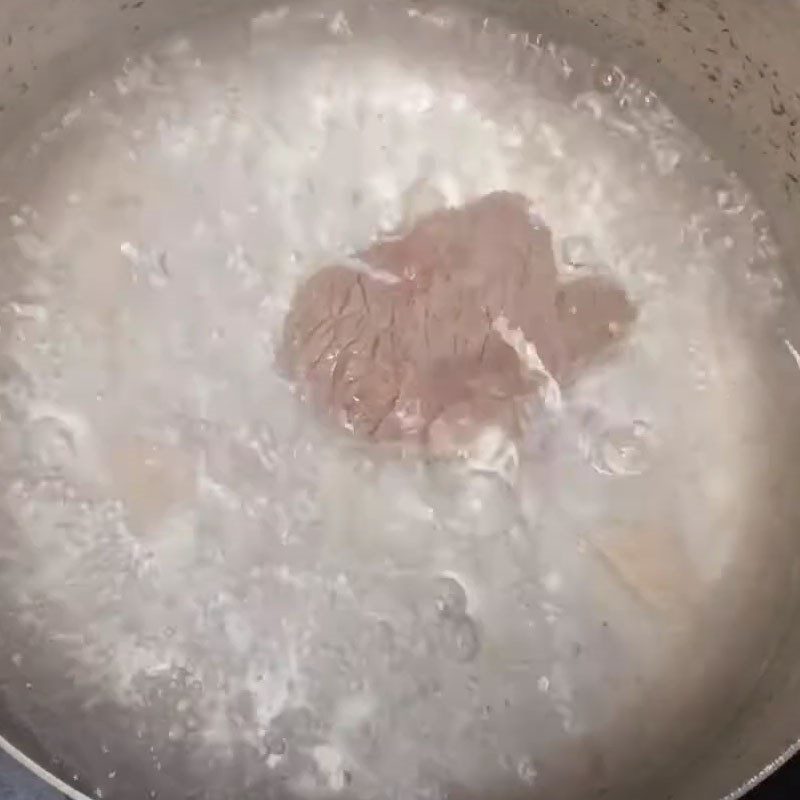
[0,2,799,799]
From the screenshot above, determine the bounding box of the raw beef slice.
[281,191,635,451]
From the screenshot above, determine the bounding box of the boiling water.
[0,3,794,799]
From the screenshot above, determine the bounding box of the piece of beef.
[281,191,635,450]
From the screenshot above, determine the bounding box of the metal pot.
[0,1,799,799]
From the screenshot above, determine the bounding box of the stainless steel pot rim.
[723,740,800,800]
[2,730,800,800]
[0,735,91,800]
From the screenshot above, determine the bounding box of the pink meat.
[281,191,635,449]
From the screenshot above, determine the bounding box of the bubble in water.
[617,79,659,112]
[466,425,520,485]
[312,743,348,792]
[264,729,287,756]
[26,415,78,470]
[167,723,185,741]
[14,232,52,263]
[121,241,171,289]
[327,10,353,37]
[0,354,33,414]
[249,423,279,471]
[443,471,519,539]
[432,575,468,618]
[439,615,480,662]
[516,756,538,786]
[587,420,653,477]
[267,706,319,751]
[8,301,48,324]
[714,185,745,215]
[641,90,658,110]
[594,63,623,94]
[752,215,779,262]
[654,146,681,176]
[251,6,290,33]
[573,92,604,121]
[415,775,445,800]
[561,235,601,269]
